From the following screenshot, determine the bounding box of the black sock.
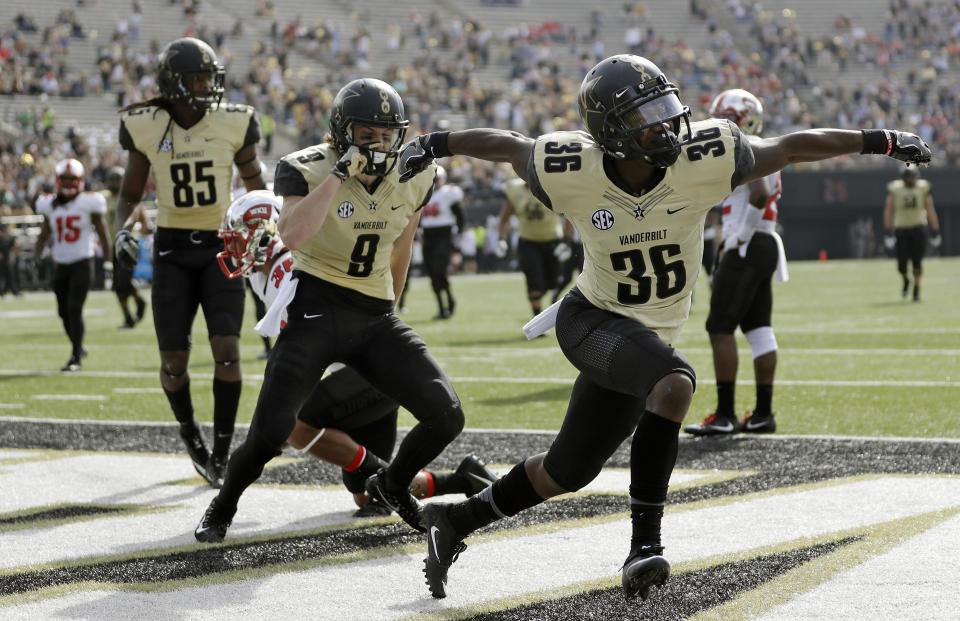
[445,289,455,312]
[755,384,773,417]
[629,411,680,550]
[716,381,735,418]
[163,382,194,425]
[212,378,241,460]
[449,462,542,534]
[218,431,281,510]
[431,471,471,497]
[433,289,445,314]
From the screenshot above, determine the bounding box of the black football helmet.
[157,37,225,111]
[578,54,691,167]
[330,78,409,177]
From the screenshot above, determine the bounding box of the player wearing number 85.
[114,37,267,488]
[194,78,465,541]
[395,53,932,601]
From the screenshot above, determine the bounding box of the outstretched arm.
[745,129,931,184]
[399,129,535,182]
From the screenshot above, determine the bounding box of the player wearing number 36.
[395,54,932,601]
[113,38,267,488]
[194,78,466,542]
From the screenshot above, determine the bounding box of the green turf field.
[1,257,957,437]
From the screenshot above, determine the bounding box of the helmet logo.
[379,88,391,114]
[337,201,355,218]
[243,204,272,226]
[627,58,653,81]
[592,209,615,230]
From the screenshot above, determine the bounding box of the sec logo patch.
[337,201,355,218]
[592,208,614,230]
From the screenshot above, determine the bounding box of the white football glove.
[495,239,508,258]
[883,234,896,251]
[554,241,572,262]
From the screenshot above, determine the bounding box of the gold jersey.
[275,143,436,301]
[887,178,931,229]
[531,120,743,343]
[502,177,563,241]
[119,102,259,230]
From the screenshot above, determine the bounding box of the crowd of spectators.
[2,0,959,260]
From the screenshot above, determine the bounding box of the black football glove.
[888,131,932,165]
[331,144,373,181]
[398,132,451,183]
[114,229,139,269]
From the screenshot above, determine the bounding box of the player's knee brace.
[745,326,777,359]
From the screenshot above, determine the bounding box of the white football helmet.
[54,158,85,199]
[217,190,284,279]
[709,89,763,136]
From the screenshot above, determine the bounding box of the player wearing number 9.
[114,37,267,488]
[193,78,466,542]
[394,53,933,602]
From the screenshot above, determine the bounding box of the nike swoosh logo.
[391,205,403,210]
[303,313,323,319]
[744,419,767,430]
[430,525,440,558]
[158,250,173,256]
[466,472,494,486]
[712,421,734,431]
[666,206,688,214]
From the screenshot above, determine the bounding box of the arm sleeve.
[525,146,554,211]
[729,123,756,191]
[272,160,309,197]
[242,113,261,149]
[118,121,144,156]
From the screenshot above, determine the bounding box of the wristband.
[861,129,893,155]
[427,131,453,158]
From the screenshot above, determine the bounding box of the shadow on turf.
[479,385,571,406]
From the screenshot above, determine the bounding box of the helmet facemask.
[217,192,282,279]
[168,69,225,111]
[329,78,410,178]
[600,76,691,167]
[54,159,85,199]
[336,122,408,177]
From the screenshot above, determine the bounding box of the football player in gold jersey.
[498,177,574,317]
[195,78,465,543]
[112,38,266,488]
[397,54,932,601]
[883,167,940,301]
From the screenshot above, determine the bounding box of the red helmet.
[55,158,86,199]
[217,190,284,279]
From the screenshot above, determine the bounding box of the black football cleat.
[454,454,498,497]
[422,502,468,599]
[365,469,426,532]
[204,455,226,489]
[194,496,236,543]
[684,412,739,436]
[60,357,81,372]
[134,297,146,322]
[740,411,776,434]
[179,422,211,482]
[352,497,393,518]
[622,545,670,600]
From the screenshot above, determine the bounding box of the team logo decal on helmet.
[578,54,692,168]
[217,190,283,279]
[329,78,410,177]
[54,158,86,199]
